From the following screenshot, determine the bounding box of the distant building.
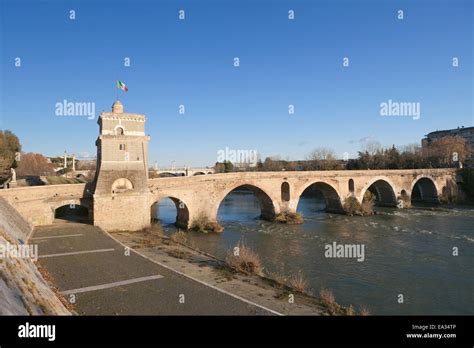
[422,126,474,149]
[422,126,474,167]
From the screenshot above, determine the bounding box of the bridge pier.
[94,194,151,231]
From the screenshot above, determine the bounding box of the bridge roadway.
[31,222,276,315]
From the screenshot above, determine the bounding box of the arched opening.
[348,179,355,193]
[158,172,178,177]
[111,178,133,193]
[54,204,90,223]
[217,185,275,222]
[297,182,343,214]
[193,172,205,176]
[411,177,439,204]
[115,127,125,135]
[364,179,397,207]
[151,197,189,230]
[207,172,213,175]
[281,182,290,202]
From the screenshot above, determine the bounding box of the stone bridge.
[155,167,215,177]
[0,168,458,231]
[0,102,460,231]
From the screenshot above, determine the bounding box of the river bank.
[111,227,366,315]
[155,192,474,315]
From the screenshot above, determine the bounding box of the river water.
[156,190,474,315]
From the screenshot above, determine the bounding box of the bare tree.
[306,147,338,170]
[16,153,55,177]
[363,140,382,156]
[424,136,472,166]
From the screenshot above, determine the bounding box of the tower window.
[119,144,126,151]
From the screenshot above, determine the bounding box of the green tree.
[223,160,234,173]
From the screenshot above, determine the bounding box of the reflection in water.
[155,191,474,315]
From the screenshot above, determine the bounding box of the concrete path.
[31,222,275,315]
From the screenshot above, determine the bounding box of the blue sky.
[0,0,472,167]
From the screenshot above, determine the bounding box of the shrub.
[289,272,308,293]
[274,211,304,224]
[397,192,411,208]
[361,191,375,214]
[225,241,263,275]
[190,214,224,233]
[343,193,374,216]
[343,196,361,216]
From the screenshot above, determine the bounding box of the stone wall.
[0,197,70,315]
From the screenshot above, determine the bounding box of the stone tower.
[93,100,151,231]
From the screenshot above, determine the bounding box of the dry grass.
[45,176,85,185]
[319,288,336,306]
[289,272,308,293]
[319,288,342,315]
[167,248,192,260]
[345,304,355,316]
[359,304,370,316]
[225,241,263,276]
[170,230,188,244]
[264,269,287,287]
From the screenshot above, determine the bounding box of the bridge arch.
[215,183,277,221]
[296,181,343,213]
[151,196,190,229]
[411,175,439,204]
[53,199,91,223]
[158,172,179,177]
[193,172,206,176]
[360,177,397,207]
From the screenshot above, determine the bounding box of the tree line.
[214,136,472,172]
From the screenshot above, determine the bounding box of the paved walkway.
[31,222,275,315]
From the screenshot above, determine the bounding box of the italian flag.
[117,80,128,92]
